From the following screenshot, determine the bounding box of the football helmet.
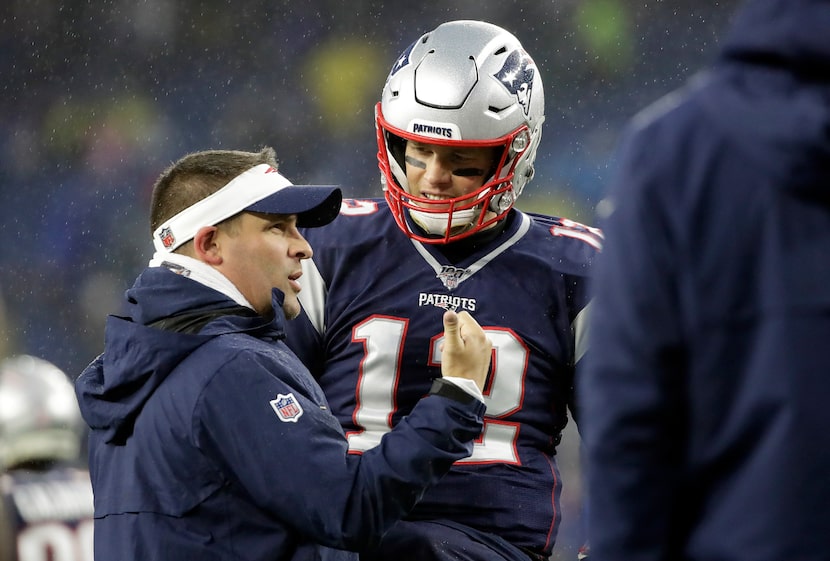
[0,355,84,470]
[377,20,545,244]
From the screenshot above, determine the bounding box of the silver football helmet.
[0,355,84,469]
[377,20,545,243]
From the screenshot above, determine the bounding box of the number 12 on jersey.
[346,315,528,464]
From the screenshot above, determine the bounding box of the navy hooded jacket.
[579,0,830,560]
[75,266,485,561]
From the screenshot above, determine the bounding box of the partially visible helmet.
[0,355,84,470]
[377,20,545,244]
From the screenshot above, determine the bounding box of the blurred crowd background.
[0,0,742,557]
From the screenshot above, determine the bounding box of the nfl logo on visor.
[159,227,176,249]
[270,393,304,423]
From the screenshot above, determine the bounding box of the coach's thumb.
[443,310,460,345]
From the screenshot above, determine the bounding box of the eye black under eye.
[405,155,426,169]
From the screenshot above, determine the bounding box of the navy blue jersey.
[286,200,601,556]
[0,467,94,561]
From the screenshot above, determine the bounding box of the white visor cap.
[153,164,342,253]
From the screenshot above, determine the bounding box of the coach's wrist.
[429,377,484,404]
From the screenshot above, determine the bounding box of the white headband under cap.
[152,164,293,253]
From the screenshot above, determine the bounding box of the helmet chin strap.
[409,207,478,236]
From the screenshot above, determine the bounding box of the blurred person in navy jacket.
[74,147,492,561]
[579,0,830,560]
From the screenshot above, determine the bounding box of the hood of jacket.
[75,267,286,444]
[700,0,830,200]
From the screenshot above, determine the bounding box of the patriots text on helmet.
[412,123,454,138]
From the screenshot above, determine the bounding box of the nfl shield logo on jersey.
[437,265,468,290]
[270,393,304,423]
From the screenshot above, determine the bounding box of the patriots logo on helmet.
[390,40,416,76]
[158,227,176,249]
[270,393,304,423]
[493,50,536,117]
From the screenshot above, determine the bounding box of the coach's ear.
[192,226,223,265]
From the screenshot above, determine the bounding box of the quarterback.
[285,20,602,561]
